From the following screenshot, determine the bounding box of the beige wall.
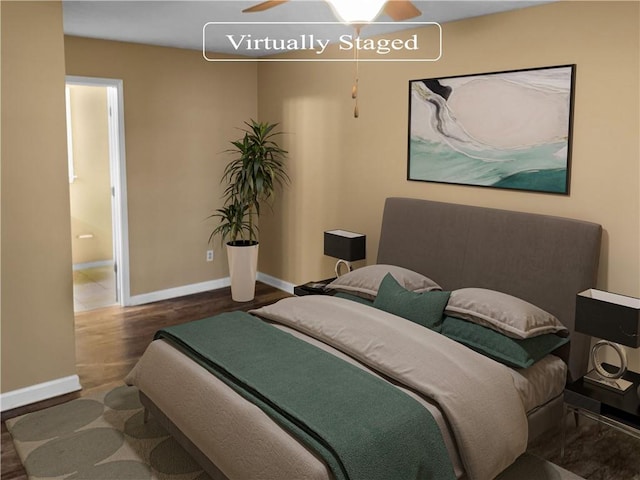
[257,3,639,366]
[258,1,639,292]
[64,37,258,296]
[1,1,77,392]
[68,85,114,265]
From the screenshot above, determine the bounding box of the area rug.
[5,385,210,480]
[6,384,592,480]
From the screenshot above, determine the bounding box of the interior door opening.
[65,76,130,310]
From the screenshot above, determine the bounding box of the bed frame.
[140,197,602,480]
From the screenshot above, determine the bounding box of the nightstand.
[293,278,336,297]
[562,367,640,456]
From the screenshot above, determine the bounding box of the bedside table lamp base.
[583,370,634,392]
[334,259,352,277]
[584,340,633,393]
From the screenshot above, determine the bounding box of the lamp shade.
[575,289,640,348]
[324,230,366,262]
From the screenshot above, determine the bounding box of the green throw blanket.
[155,311,456,480]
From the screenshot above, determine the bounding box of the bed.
[126,197,602,480]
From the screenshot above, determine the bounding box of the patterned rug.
[5,385,210,480]
[7,383,633,480]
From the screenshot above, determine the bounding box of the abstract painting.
[407,65,575,194]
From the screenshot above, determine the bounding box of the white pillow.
[445,288,568,339]
[326,264,441,300]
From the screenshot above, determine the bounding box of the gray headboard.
[377,197,602,382]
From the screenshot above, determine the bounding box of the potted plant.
[209,120,289,302]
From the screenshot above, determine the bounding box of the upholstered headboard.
[377,197,602,382]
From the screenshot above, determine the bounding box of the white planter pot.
[226,241,259,302]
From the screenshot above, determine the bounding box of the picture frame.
[407,64,576,194]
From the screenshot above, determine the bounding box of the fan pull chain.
[352,27,360,118]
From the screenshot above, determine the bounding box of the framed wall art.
[407,64,576,194]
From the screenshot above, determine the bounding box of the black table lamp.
[575,289,640,393]
[324,230,366,277]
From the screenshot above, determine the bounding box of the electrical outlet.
[206,250,214,262]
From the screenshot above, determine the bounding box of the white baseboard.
[126,273,292,307]
[127,278,232,306]
[257,272,295,294]
[72,260,113,271]
[1,375,81,412]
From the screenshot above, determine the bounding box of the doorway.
[65,76,130,310]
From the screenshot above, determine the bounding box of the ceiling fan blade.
[383,0,422,21]
[242,0,289,13]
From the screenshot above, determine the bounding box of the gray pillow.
[325,264,441,300]
[445,288,568,339]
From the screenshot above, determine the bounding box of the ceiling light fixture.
[325,0,387,24]
[243,0,423,23]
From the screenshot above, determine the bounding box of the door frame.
[66,75,131,306]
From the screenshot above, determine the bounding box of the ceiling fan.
[242,0,422,23]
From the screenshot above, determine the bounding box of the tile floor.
[73,265,117,312]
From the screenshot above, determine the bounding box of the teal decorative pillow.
[373,274,450,330]
[441,316,569,369]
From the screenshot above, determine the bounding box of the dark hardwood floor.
[1,282,290,480]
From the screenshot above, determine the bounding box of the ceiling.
[62,1,549,57]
